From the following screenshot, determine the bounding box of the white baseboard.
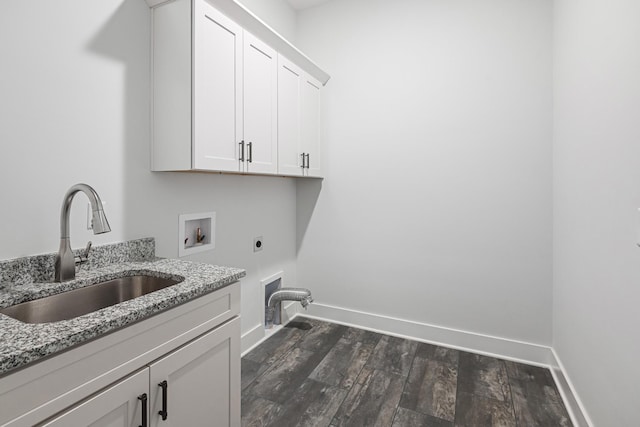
[240,301,299,356]
[304,302,554,366]
[550,349,593,427]
[280,300,299,326]
[241,323,264,355]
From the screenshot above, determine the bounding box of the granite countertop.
[0,239,245,376]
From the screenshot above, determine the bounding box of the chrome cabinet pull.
[158,380,168,420]
[138,393,148,427]
[239,141,245,162]
[247,142,253,163]
[305,153,310,169]
[301,153,306,168]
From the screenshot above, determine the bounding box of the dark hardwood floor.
[241,317,572,427]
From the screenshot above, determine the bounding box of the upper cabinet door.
[277,55,303,176]
[193,0,243,172]
[301,75,322,177]
[243,32,278,174]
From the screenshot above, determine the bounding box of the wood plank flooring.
[241,317,572,427]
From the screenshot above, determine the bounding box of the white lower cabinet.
[38,318,240,427]
[149,318,240,427]
[1,283,242,427]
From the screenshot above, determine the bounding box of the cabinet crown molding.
[144,0,330,85]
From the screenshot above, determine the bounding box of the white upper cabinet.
[277,55,323,177]
[151,0,193,171]
[243,33,278,174]
[301,75,322,177]
[193,1,243,172]
[150,0,327,177]
[277,55,303,176]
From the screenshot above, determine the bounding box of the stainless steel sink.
[0,275,182,324]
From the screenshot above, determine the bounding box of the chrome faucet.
[55,184,111,282]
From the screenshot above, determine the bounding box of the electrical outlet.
[254,236,263,252]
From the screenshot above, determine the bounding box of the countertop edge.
[0,259,246,376]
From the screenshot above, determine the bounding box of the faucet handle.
[83,241,93,256]
[75,241,93,266]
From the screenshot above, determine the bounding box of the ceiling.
[286,0,332,11]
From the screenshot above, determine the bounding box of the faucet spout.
[55,184,111,282]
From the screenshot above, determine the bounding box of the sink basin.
[0,275,182,324]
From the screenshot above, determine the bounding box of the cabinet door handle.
[247,142,253,163]
[300,153,306,168]
[158,380,168,420]
[239,141,245,162]
[138,393,148,427]
[305,153,310,169]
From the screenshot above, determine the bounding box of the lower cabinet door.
[38,369,148,427]
[149,317,241,427]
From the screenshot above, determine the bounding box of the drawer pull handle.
[159,380,168,420]
[239,140,245,162]
[138,393,148,427]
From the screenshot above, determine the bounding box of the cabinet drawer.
[36,369,148,427]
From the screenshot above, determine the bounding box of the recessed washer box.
[179,212,215,257]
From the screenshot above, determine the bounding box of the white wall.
[553,0,640,424]
[8,0,637,422]
[0,0,298,346]
[238,0,296,42]
[295,0,553,346]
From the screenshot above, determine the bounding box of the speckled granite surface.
[0,237,156,288]
[0,239,245,376]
